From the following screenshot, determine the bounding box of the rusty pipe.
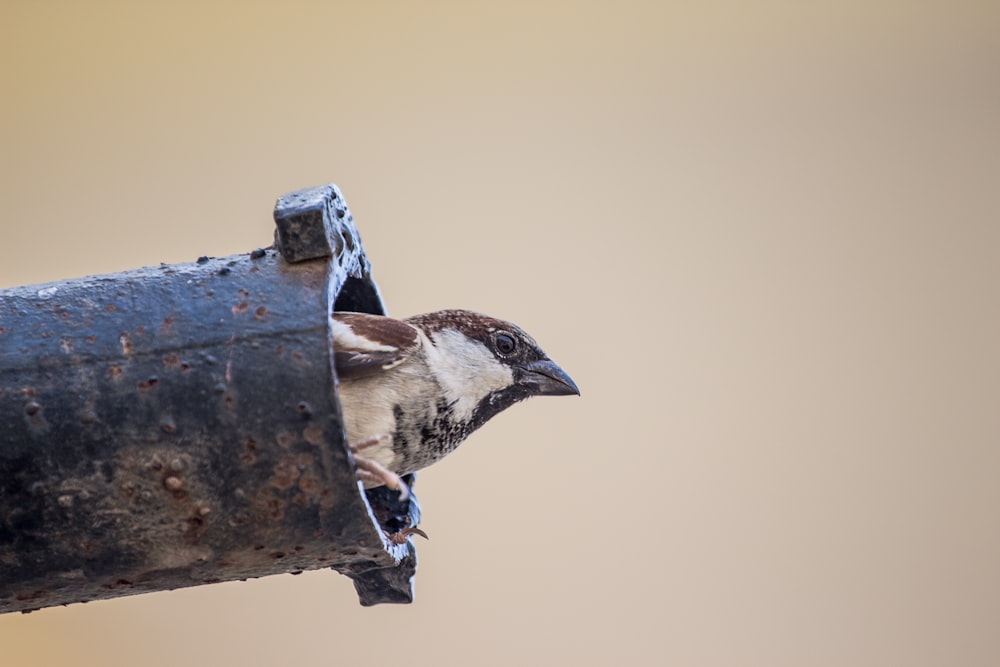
[0,184,418,612]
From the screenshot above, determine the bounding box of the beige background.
[2,2,999,665]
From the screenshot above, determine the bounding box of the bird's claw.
[386,526,429,545]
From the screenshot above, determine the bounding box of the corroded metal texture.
[274,183,368,267]
[0,184,418,613]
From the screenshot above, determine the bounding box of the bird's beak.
[520,359,580,396]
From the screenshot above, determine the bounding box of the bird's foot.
[385,526,429,545]
[349,435,410,501]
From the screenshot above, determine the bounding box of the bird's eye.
[494,332,517,356]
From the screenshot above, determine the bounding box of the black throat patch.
[389,384,533,473]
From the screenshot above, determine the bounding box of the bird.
[332,309,579,501]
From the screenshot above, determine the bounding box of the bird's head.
[405,309,579,427]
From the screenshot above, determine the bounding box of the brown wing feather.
[332,312,421,380]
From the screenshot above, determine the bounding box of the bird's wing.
[331,312,421,380]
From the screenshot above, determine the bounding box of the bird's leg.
[349,435,410,501]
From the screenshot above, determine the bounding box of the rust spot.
[290,350,305,364]
[161,316,175,334]
[137,376,159,391]
[135,325,145,336]
[120,332,133,355]
[164,476,183,491]
[60,337,74,353]
[253,489,287,521]
[169,458,186,472]
[24,402,49,431]
[296,401,313,416]
[266,497,284,520]
[231,302,249,315]
[104,304,117,313]
[0,327,6,335]
[298,475,319,493]
[108,365,123,380]
[180,361,191,372]
[79,408,98,424]
[254,305,268,319]
[241,438,258,465]
[163,352,181,367]
[15,590,49,602]
[276,431,295,449]
[302,424,324,446]
[160,416,177,433]
[183,511,208,543]
[121,482,136,498]
[85,335,96,344]
[149,455,164,471]
[270,457,300,489]
[275,344,285,355]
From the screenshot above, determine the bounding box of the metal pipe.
[0,184,418,612]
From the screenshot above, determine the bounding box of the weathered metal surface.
[0,184,419,612]
[274,183,367,267]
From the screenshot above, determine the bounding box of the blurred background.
[2,1,999,665]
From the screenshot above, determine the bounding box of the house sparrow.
[332,309,579,500]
